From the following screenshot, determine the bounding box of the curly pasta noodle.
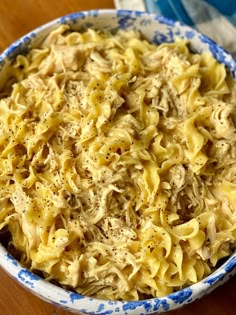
[0,25,236,300]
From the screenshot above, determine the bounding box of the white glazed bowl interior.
[0,9,236,315]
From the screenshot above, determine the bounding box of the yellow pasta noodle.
[0,25,236,301]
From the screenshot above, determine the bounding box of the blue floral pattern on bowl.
[0,9,236,315]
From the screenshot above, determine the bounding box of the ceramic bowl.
[0,9,236,315]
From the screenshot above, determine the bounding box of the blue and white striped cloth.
[114,0,236,58]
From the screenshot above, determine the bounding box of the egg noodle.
[0,25,236,300]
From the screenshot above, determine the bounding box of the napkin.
[114,0,236,58]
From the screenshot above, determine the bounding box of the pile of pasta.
[0,25,236,300]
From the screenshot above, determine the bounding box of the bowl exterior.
[0,9,236,315]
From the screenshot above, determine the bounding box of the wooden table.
[0,1,235,314]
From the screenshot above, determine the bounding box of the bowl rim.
[0,8,236,315]
[1,244,235,313]
[1,9,235,74]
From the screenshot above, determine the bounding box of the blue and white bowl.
[0,9,236,315]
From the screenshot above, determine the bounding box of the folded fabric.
[114,0,236,58]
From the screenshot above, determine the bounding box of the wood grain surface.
[0,1,235,314]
